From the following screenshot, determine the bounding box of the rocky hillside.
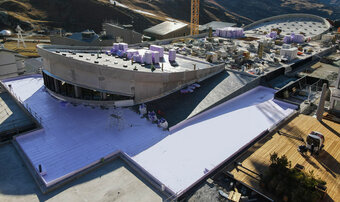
[0,0,161,32]
[118,0,340,24]
[0,0,339,33]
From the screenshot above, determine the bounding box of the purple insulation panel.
[133,54,143,63]
[150,45,164,58]
[293,34,305,43]
[267,31,277,39]
[119,43,128,52]
[216,29,221,36]
[169,49,176,61]
[283,35,292,44]
[144,51,153,64]
[127,50,138,60]
[152,51,160,64]
[117,50,124,57]
[113,43,119,51]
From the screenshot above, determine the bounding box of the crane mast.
[190,0,200,35]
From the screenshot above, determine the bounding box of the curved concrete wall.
[37,45,224,103]
[243,13,331,39]
[244,13,330,30]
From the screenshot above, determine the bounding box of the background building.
[51,24,143,46]
[199,21,236,33]
[144,21,189,40]
[103,23,143,44]
[0,48,25,79]
[330,67,340,115]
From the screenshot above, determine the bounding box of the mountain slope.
[0,0,339,32]
[117,0,340,24]
[0,0,161,32]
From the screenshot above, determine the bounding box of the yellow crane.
[190,0,200,35]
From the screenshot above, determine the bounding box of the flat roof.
[244,14,331,38]
[133,86,296,193]
[199,21,236,31]
[4,75,296,195]
[144,21,188,36]
[226,114,340,202]
[146,70,256,127]
[0,143,165,202]
[47,48,213,73]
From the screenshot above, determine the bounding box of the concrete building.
[199,21,236,33]
[144,21,189,40]
[244,13,331,39]
[103,23,143,44]
[51,24,143,46]
[0,48,25,79]
[330,67,340,115]
[50,30,113,46]
[37,44,224,106]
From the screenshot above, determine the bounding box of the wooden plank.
[227,115,340,202]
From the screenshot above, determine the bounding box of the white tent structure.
[0,30,11,36]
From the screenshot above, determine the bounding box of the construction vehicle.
[298,131,325,155]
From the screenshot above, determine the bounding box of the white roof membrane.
[4,76,296,194]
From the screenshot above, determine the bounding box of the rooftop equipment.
[280,45,298,61]
[298,131,325,155]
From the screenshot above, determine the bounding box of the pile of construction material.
[215,27,244,38]
[105,43,177,65]
[266,31,278,39]
[283,33,305,44]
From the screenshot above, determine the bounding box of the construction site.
[0,1,340,202]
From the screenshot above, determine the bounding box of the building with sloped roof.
[144,21,189,40]
[199,21,236,33]
[0,48,25,79]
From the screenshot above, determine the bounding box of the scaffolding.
[190,0,200,36]
[15,25,26,48]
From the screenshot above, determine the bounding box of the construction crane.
[190,0,200,36]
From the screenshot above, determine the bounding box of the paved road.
[6,38,50,43]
